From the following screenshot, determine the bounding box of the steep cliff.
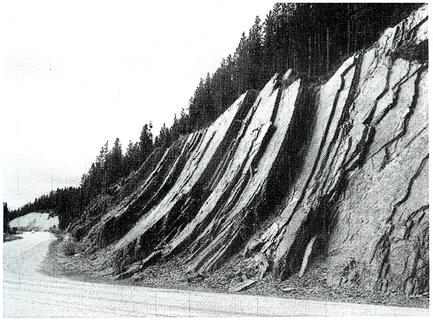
[70,5,428,296]
[245,5,428,296]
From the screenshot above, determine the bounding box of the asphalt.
[2,232,429,317]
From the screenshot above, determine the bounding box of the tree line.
[8,3,421,229]
[9,123,155,229]
[3,203,11,233]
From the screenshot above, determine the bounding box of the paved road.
[2,232,428,317]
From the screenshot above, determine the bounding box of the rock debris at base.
[68,5,428,297]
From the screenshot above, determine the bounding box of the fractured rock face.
[75,5,428,295]
[327,56,429,294]
[111,90,258,269]
[245,5,428,294]
[323,7,428,295]
[110,72,303,276]
[82,136,191,246]
[179,73,301,275]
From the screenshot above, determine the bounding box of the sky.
[0,0,275,210]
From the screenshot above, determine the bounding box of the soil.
[41,238,428,309]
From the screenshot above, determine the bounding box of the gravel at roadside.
[41,238,428,309]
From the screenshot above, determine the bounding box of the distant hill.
[9,212,59,231]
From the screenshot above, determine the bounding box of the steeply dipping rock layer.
[69,5,428,295]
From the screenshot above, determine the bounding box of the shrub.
[61,240,76,256]
[391,40,428,63]
[48,226,62,235]
[74,243,87,254]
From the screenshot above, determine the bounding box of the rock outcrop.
[71,5,428,295]
[245,5,428,295]
[111,72,304,277]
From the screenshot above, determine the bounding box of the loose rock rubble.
[68,5,428,297]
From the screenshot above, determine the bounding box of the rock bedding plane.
[68,5,428,296]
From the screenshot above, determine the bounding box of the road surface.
[3,232,429,317]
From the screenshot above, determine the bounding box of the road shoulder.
[41,237,429,309]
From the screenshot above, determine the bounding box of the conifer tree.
[108,138,123,185]
[139,123,153,163]
[3,203,10,233]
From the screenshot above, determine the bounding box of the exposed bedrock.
[75,6,428,295]
[245,5,428,294]
[83,90,258,249]
[111,72,305,277]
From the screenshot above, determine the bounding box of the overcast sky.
[1,0,275,210]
